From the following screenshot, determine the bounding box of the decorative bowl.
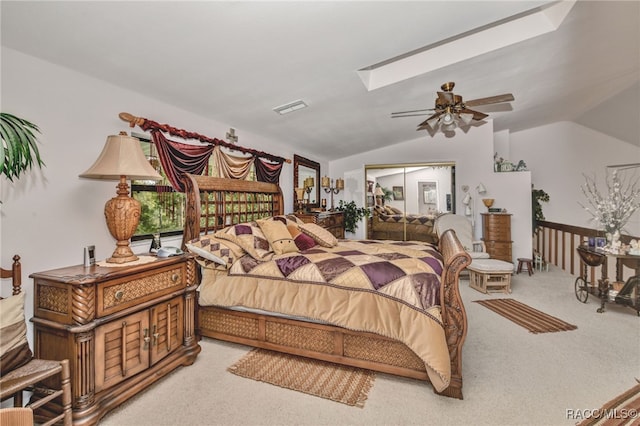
[482,198,495,208]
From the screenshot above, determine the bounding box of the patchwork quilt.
[198,239,453,391]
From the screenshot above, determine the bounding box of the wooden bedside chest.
[481,213,513,262]
[30,255,201,426]
[294,211,345,239]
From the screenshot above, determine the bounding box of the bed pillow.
[288,224,317,250]
[185,235,239,269]
[299,223,338,248]
[384,205,396,215]
[270,214,304,227]
[373,205,385,216]
[257,219,299,255]
[389,206,403,214]
[0,292,33,375]
[215,222,274,261]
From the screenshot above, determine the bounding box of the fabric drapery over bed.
[119,112,287,189]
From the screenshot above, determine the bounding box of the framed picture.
[367,195,374,206]
[595,237,606,248]
[392,186,404,201]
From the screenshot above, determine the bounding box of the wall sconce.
[321,176,344,211]
[476,183,487,195]
[79,132,162,263]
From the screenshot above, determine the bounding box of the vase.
[605,229,621,249]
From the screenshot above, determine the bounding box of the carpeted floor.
[100,265,639,426]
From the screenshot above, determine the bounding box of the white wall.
[0,48,324,330]
[509,121,640,237]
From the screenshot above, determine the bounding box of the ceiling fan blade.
[460,108,489,121]
[391,113,430,118]
[465,93,514,107]
[417,112,442,131]
[391,108,434,115]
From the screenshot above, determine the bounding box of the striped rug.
[474,298,577,334]
[577,381,640,426]
[228,348,375,407]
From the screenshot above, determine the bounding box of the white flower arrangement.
[580,169,640,237]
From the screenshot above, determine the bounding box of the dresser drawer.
[97,263,186,317]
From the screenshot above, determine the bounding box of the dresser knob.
[171,273,179,283]
[115,290,124,301]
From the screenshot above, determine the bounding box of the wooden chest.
[30,255,201,426]
[481,213,513,262]
[294,211,345,239]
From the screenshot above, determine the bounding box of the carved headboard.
[181,174,284,248]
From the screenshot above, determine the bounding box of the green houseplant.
[532,187,549,233]
[336,200,371,233]
[1,112,45,182]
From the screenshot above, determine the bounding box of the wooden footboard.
[182,174,470,398]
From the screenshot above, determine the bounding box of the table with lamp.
[293,175,345,239]
[29,132,200,425]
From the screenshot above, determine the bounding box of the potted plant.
[1,112,45,182]
[336,200,371,234]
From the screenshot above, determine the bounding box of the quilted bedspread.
[198,239,453,391]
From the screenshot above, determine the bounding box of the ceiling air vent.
[273,100,308,115]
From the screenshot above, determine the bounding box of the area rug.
[227,348,375,408]
[577,380,640,426]
[474,298,577,334]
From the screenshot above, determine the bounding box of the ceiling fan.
[391,82,514,132]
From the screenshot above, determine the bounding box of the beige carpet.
[228,348,375,408]
[474,298,578,333]
[577,381,640,426]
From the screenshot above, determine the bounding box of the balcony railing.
[533,220,639,284]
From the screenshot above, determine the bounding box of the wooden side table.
[30,255,201,426]
[294,211,345,239]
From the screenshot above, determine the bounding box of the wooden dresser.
[30,255,201,426]
[481,213,513,262]
[294,211,345,239]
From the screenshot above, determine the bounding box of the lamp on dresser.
[79,131,162,263]
[321,176,344,211]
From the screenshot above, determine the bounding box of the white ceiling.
[2,1,638,161]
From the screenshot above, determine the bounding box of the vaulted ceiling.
[2,1,638,160]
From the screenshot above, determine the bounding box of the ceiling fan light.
[442,112,454,125]
[426,116,440,129]
[459,113,474,125]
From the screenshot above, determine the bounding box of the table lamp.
[79,132,162,263]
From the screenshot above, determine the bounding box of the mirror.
[293,154,320,210]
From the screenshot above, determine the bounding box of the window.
[131,134,257,241]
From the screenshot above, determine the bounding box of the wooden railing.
[533,220,639,284]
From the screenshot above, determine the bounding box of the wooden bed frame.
[181,174,471,399]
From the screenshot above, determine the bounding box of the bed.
[181,174,471,399]
[369,205,438,243]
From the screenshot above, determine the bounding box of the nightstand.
[30,255,201,426]
[294,211,345,239]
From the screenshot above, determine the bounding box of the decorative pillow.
[299,223,339,248]
[384,205,396,215]
[270,214,304,227]
[294,232,317,251]
[215,222,274,261]
[185,235,239,269]
[0,292,33,375]
[257,219,298,255]
[389,206,403,215]
[374,205,385,215]
[288,223,317,249]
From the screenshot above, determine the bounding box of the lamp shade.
[476,182,487,194]
[462,193,471,205]
[79,133,162,181]
[375,186,384,196]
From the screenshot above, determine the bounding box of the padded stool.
[467,259,514,294]
[516,258,534,276]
